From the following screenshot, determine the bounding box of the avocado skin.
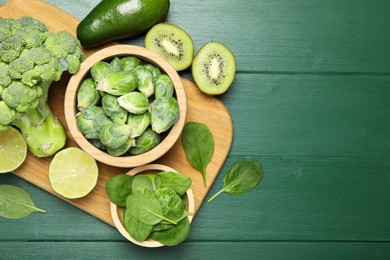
[77,0,170,47]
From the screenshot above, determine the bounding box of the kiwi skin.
[145,23,194,71]
[192,42,236,95]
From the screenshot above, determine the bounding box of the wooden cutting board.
[1,0,233,226]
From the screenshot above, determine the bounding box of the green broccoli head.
[0,16,85,157]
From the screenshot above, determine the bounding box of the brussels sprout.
[127,112,151,139]
[133,66,154,97]
[107,138,135,156]
[99,124,132,149]
[96,71,138,96]
[121,56,142,71]
[76,106,110,139]
[92,108,113,134]
[89,139,106,150]
[102,94,128,124]
[154,74,174,99]
[110,57,122,71]
[91,61,111,82]
[150,97,179,134]
[117,92,149,114]
[77,78,100,111]
[144,64,162,79]
[129,128,161,155]
[76,111,98,139]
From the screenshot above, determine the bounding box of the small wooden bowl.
[110,164,195,247]
[64,45,187,168]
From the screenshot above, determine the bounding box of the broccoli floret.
[0,16,84,157]
[0,62,11,87]
[0,101,16,127]
[45,31,84,74]
[2,81,42,112]
[8,54,35,79]
[0,35,25,63]
[9,47,63,86]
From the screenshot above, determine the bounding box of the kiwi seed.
[145,23,194,71]
[192,42,236,95]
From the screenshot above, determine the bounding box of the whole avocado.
[77,0,170,47]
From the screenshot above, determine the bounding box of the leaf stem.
[207,188,226,203]
[202,170,207,188]
[148,210,177,225]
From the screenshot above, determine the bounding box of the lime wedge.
[49,147,98,199]
[0,127,27,173]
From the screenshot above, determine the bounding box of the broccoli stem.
[12,81,66,157]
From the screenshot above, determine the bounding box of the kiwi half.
[192,42,236,95]
[145,23,194,71]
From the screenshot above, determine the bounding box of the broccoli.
[0,16,84,157]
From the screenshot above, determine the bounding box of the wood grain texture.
[2,156,390,242]
[1,241,390,260]
[36,0,390,74]
[222,73,390,158]
[0,0,233,226]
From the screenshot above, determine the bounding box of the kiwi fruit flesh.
[192,42,236,95]
[145,23,194,71]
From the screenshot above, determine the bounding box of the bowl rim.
[110,164,195,247]
[64,45,187,168]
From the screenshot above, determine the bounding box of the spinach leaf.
[132,174,161,194]
[154,187,184,222]
[158,171,192,196]
[126,193,177,225]
[124,211,153,242]
[208,160,263,203]
[152,221,175,232]
[182,122,214,187]
[151,217,191,246]
[105,174,134,207]
[0,184,45,219]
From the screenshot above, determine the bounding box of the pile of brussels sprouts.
[76,55,179,156]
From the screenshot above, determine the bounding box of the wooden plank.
[40,0,390,73]
[199,157,390,241]
[2,157,390,242]
[222,73,390,158]
[0,0,233,226]
[1,241,390,260]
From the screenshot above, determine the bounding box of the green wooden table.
[1,0,390,259]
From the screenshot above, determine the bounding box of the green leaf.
[154,187,184,222]
[124,211,153,242]
[157,171,192,196]
[181,122,214,187]
[105,174,134,207]
[132,174,161,194]
[151,217,191,246]
[0,184,46,219]
[126,193,177,225]
[208,160,263,203]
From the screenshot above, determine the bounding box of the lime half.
[0,127,27,173]
[49,147,98,199]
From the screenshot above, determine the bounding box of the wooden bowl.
[64,45,187,168]
[110,164,195,247]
